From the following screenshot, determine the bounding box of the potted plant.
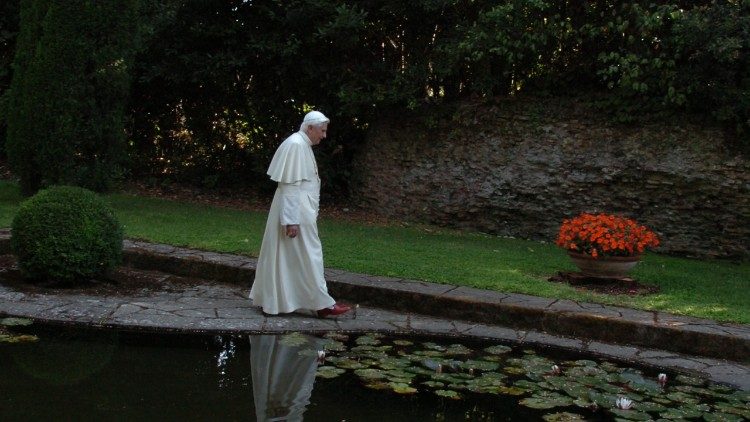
[555,213,660,278]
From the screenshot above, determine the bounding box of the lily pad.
[355,335,381,346]
[432,373,470,384]
[363,381,391,390]
[422,381,445,388]
[465,373,507,391]
[635,401,667,412]
[587,391,618,408]
[572,398,597,410]
[322,339,347,352]
[726,390,750,403]
[316,366,345,379]
[596,382,629,395]
[542,412,586,422]
[388,382,417,394]
[376,356,410,370]
[422,342,446,351]
[404,366,434,376]
[0,317,33,327]
[279,332,308,347]
[567,365,608,378]
[459,359,499,372]
[558,383,591,400]
[475,371,506,381]
[332,358,367,370]
[435,389,461,399]
[702,412,745,422]
[323,332,349,342]
[495,386,528,396]
[665,391,700,404]
[503,366,526,375]
[484,344,512,355]
[445,344,473,356]
[609,409,652,421]
[599,361,620,372]
[651,397,673,405]
[411,350,444,357]
[520,393,574,410]
[420,359,442,372]
[354,368,387,380]
[708,384,736,394]
[514,380,543,392]
[297,349,324,357]
[618,370,661,393]
[713,402,750,419]
[393,340,413,346]
[0,334,39,343]
[658,407,704,419]
[352,340,393,356]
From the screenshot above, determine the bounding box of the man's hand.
[286,224,300,238]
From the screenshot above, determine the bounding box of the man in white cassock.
[250,111,351,317]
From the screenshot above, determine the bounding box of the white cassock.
[249,131,336,314]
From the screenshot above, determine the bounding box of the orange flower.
[556,212,659,259]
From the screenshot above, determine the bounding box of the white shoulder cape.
[266,132,316,183]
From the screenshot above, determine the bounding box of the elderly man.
[250,111,351,317]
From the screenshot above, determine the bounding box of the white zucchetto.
[299,111,329,131]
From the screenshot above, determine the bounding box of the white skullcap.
[300,110,330,131]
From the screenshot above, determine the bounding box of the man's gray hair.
[299,110,330,131]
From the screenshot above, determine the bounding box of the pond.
[0,319,748,421]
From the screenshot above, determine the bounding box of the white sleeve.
[278,181,301,225]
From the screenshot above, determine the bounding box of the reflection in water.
[214,336,238,388]
[250,334,326,422]
[11,330,118,386]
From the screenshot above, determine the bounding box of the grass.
[0,180,747,323]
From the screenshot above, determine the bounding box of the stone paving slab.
[0,278,747,390]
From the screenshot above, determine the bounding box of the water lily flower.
[317,350,326,363]
[468,368,475,376]
[436,364,443,374]
[615,397,633,410]
[658,373,667,386]
[551,364,561,375]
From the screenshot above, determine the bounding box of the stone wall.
[351,99,750,258]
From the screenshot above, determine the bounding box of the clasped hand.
[285,224,300,238]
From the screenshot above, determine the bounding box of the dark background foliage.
[1,0,747,198]
[0,0,20,158]
[4,0,140,195]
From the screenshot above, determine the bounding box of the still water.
[0,324,747,421]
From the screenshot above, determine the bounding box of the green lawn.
[0,181,748,323]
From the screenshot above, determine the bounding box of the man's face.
[307,123,328,145]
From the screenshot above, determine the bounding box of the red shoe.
[317,303,352,318]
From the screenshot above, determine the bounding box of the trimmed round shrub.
[11,185,123,282]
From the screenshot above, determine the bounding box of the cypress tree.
[6,0,140,195]
[5,0,48,195]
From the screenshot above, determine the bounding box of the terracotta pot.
[567,251,642,278]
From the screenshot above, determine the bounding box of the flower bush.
[556,213,659,258]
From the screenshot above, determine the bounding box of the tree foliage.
[2,0,747,198]
[5,0,140,195]
[0,0,20,156]
[126,0,748,198]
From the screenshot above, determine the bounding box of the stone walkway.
[0,233,748,390]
